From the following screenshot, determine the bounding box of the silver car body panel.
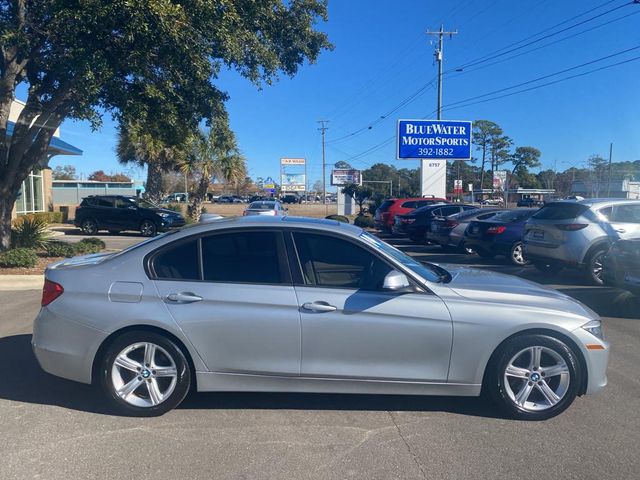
[32,216,608,397]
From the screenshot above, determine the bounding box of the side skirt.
[195,371,481,397]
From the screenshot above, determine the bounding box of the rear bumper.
[524,241,582,265]
[32,308,108,385]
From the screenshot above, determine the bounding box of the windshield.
[359,231,444,283]
[491,209,536,223]
[128,197,158,209]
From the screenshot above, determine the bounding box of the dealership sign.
[331,169,362,186]
[280,158,305,165]
[397,119,472,160]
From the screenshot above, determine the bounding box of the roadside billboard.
[331,169,362,186]
[397,119,472,160]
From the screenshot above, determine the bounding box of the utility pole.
[424,25,457,199]
[318,120,329,213]
[427,25,457,120]
[607,142,613,197]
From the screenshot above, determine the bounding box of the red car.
[374,197,447,233]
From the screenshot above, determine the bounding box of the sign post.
[397,119,472,198]
[280,158,306,197]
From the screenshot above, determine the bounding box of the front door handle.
[615,228,626,233]
[166,292,203,303]
[302,301,337,313]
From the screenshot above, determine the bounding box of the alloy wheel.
[111,342,178,408]
[511,243,526,265]
[503,346,571,412]
[592,252,604,282]
[81,219,97,235]
[140,220,157,236]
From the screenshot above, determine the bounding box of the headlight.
[582,319,604,340]
[158,212,171,218]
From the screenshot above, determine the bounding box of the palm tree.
[181,116,247,222]
[116,121,187,204]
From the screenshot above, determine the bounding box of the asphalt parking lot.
[1,233,639,480]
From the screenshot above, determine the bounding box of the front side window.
[201,231,282,284]
[95,197,113,208]
[293,233,393,290]
[401,201,416,208]
[612,204,640,224]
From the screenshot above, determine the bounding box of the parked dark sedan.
[427,208,505,253]
[464,209,538,265]
[393,204,476,242]
[75,195,185,236]
[603,238,640,296]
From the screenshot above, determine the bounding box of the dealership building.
[9,99,82,219]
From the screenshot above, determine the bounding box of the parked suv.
[374,197,447,233]
[393,204,476,241]
[523,199,640,284]
[75,195,185,236]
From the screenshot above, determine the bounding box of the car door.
[290,231,452,382]
[609,203,640,239]
[151,230,301,375]
[113,197,141,230]
[92,196,117,228]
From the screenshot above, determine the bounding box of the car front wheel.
[486,334,581,420]
[99,331,191,416]
[509,242,530,266]
[140,219,158,237]
[584,248,607,285]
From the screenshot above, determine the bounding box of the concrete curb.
[0,275,44,291]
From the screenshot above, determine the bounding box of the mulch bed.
[0,255,65,275]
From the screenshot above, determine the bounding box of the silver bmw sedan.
[32,216,608,419]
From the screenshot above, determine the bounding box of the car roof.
[547,198,640,208]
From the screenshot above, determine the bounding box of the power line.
[449,0,634,73]
[444,45,640,108]
[447,9,640,79]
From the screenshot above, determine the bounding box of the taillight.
[486,225,506,235]
[42,279,64,307]
[556,224,588,231]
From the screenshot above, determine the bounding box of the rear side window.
[401,201,417,208]
[80,198,94,206]
[612,204,640,223]
[416,200,437,207]
[532,203,588,220]
[440,206,462,216]
[153,239,199,280]
[201,231,282,284]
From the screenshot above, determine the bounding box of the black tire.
[475,248,495,259]
[533,262,563,274]
[80,218,98,235]
[508,241,530,266]
[583,247,607,285]
[99,330,191,417]
[140,219,158,237]
[485,334,581,421]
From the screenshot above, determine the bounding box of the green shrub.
[0,248,38,268]
[354,215,374,228]
[74,237,106,255]
[19,212,64,224]
[44,241,76,258]
[325,214,349,224]
[164,203,183,213]
[11,216,51,249]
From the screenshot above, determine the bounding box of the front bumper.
[32,308,108,385]
[572,326,610,395]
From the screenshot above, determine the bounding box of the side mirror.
[382,270,414,293]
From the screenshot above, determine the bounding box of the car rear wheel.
[99,331,191,416]
[475,248,494,259]
[584,248,606,285]
[80,218,98,235]
[509,242,530,266]
[140,219,157,237]
[486,334,581,420]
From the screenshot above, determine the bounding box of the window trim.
[286,228,428,294]
[145,228,292,286]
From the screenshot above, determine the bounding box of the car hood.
[439,264,598,319]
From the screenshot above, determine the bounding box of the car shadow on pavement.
[1,334,505,419]
[0,334,116,415]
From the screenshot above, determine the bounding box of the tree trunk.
[145,162,164,204]
[0,189,17,251]
[187,176,209,223]
[479,146,487,191]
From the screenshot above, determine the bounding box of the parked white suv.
[523,199,640,284]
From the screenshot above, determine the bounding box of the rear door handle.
[615,228,626,233]
[302,301,337,313]
[166,292,203,303]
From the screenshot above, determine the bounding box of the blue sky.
[42,0,640,187]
